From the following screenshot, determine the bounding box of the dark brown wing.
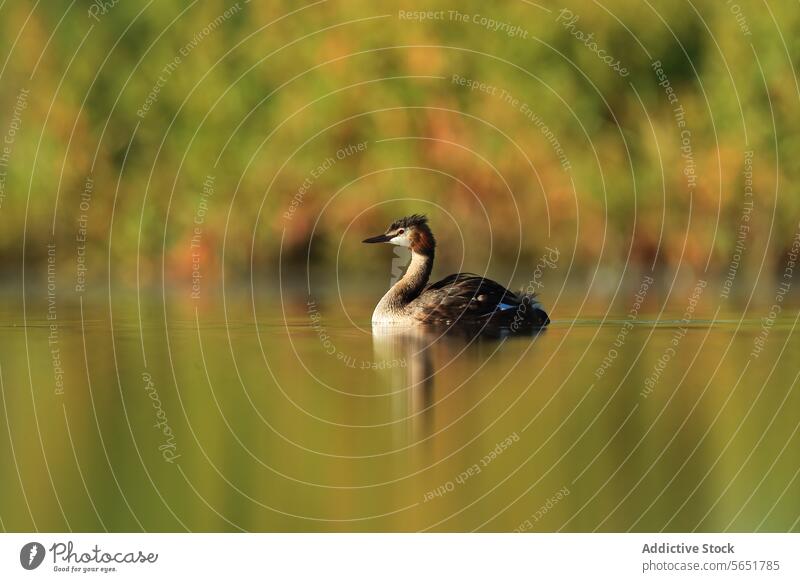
[409,273,549,328]
[408,273,519,323]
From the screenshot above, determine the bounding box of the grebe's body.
[363,215,549,329]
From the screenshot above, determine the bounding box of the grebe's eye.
[397,229,405,235]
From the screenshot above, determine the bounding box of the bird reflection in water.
[371,323,546,442]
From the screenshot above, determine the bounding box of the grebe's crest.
[388,214,428,231]
[363,214,436,255]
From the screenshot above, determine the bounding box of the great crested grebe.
[362,214,550,329]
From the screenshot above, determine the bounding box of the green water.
[1,288,799,532]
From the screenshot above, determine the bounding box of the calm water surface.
[1,289,799,532]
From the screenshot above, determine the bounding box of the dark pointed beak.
[362,233,392,244]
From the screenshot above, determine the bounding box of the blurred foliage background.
[0,0,798,292]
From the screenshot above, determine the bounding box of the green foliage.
[0,0,796,282]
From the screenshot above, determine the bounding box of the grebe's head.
[362,214,436,255]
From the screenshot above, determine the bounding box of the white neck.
[372,250,433,323]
